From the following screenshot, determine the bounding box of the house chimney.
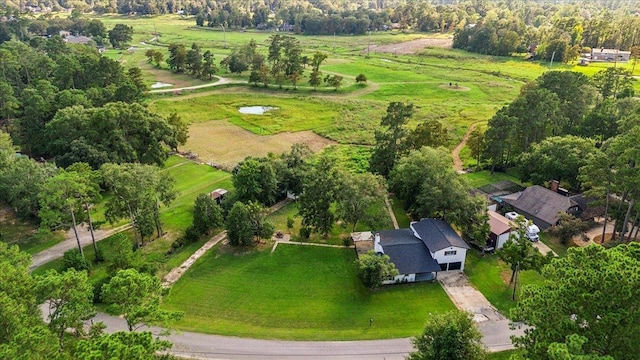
[550,180,559,192]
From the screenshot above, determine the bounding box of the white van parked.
[504,212,540,242]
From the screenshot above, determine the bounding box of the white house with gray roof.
[353,219,470,284]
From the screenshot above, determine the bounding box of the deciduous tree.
[36,269,96,346]
[226,201,254,246]
[101,268,183,332]
[192,193,223,236]
[336,172,387,231]
[356,250,398,289]
[497,216,551,285]
[232,157,277,205]
[298,155,340,237]
[108,24,133,48]
[408,311,487,360]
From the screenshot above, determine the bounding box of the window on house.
[444,250,457,256]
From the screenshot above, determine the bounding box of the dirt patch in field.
[439,84,471,91]
[185,120,336,168]
[368,37,452,55]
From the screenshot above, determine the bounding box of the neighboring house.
[591,48,631,62]
[487,211,513,249]
[502,185,580,230]
[65,35,93,45]
[209,188,228,205]
[353,219,470,284]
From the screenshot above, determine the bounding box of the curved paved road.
[30,224,131,270]
[94,311,519,359]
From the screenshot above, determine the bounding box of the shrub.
[355,73,367,83]
[286,217,295,231]
[183,225,201,244]
[299,227,311,240]
[63,248,91,271]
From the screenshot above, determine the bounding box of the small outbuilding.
[209,188,228,205]
[487,211,514,249]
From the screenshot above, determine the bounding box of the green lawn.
[462,170,524,188]
[1,206,65,255]
[163,244,456,340]
[488,349,523,360]
[465,250,545,316]
[389,196,411,228]
[539,232,569,257]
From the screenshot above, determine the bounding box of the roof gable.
[378,229,441,274]
[502,185,578,226]
[488,211,513,236]
[410,219,470,252]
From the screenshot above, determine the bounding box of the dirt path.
[30,224,131,270]
[452,123,477,173]
[148,75,242,94]
[385,196,399,229]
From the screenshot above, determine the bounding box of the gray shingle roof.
[410,219,470,252]
[502,185,578,228]
[378,229,441,274]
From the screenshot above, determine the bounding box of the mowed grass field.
[163,244,456,340]
[95,14,640,169]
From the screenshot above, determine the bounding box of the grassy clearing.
[488,349,523,360]
[539,232,569,257]
[163,244,456,340]
[0,206,65,255]
[389,196,411,229]
[465,250,545,316]
[461,171,524,188]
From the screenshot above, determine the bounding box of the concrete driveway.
[437,271,525,350]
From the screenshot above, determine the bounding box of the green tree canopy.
[512,243,640,359]
[232,157,278,205]
[517,136,596,190]
[408,311,487,360]
[101,268,183,332]
[356,250,398,289]
[192,193,224,236]
[108,24,133,48]
[226,201,254,247]
[497,216,551,285]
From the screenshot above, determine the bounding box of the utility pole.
[549,51,556,70]
[367,30,371,58]
[221,23,227,49]
[512,261,520,301]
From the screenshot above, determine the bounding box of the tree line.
[453,0,640,59]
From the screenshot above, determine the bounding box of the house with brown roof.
[501,185,580,230]
[487,211,514,249]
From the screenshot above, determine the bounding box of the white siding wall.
[433,246,467,271]
[383,273,416,285]
[496,232,511,249]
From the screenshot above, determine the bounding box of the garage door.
[448,262,462,271]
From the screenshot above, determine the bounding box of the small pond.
[238,106,279,115]
[151,81,173,89]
